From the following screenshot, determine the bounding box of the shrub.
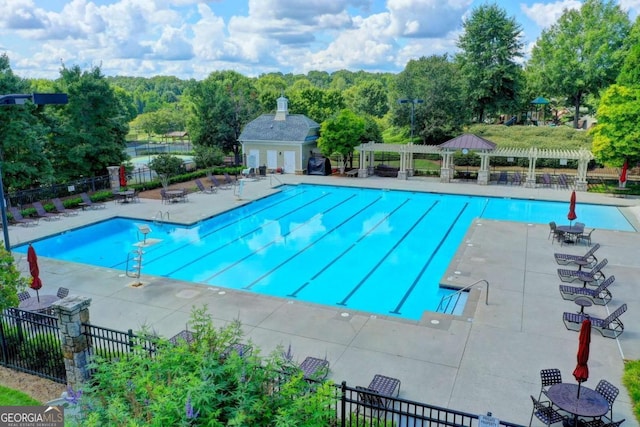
[17,332,65,379]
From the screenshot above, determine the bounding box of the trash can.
[259,165,267,176]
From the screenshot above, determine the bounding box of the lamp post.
[0,93,68,252]
[398,98,424,178]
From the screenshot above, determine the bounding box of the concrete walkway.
[8,175,640,426]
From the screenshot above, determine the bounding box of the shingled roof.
[438,133,496,150]
[239,114,319,143]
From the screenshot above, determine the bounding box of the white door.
[267,150,277,170]
[248,149,259,168]
[283,151,295,173]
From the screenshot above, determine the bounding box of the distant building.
[238,96,320,174]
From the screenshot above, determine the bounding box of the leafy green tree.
[148,153,185,187]
[591,85,640,167]
[394,55,467,144]
[0,54,54,190]
[193,144,225,169]
[0,247,28,310]
[527,0,631,128]
[617,17,640,87]
[254,73,288,113]
[456,4,523,123]
[318,109,365,173]
[49,65,129,181]
[75,308,336,426]
[287,86,345,123]
[344,80,389,118]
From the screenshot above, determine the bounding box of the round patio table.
[547,383,608,425]
[557,225,584,245]
[19,294,59,313]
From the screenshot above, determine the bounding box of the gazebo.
[438,134,496,184]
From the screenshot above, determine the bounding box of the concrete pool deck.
[8,175,640,425]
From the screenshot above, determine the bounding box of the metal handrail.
[437,279,489,314]
[269,173,283,187]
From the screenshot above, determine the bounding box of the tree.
[0,247,28,311]
[148,153,185,187]
[49,65,129,181]
[456,4,523,123]
[287,86,345,123]
[317,109,365,173]
[393,55,467,144]
[527,0,631,128]
[591,85,640,167]
[0,54,54,190]
[344,80,389,118]
[617,17,640,87]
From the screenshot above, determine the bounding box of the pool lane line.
[108,188,312,269]
[200,194,360,283]
[287,198,420,297]
[336,200,440,307]
[389,202,468,315]
[159,192,340,276]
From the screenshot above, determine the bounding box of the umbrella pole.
[36,288,40,303]
[576,382,582,399]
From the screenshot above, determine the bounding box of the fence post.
[52,296,92,389]
[340,381,347,427]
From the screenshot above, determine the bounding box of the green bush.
[623,360,640,424]
[73,307,336,426]
[17,332,65,379]
[0,324,22,360]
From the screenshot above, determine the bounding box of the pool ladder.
[153,211,169,225]
[436,279,489,314]
[126,247,144,279]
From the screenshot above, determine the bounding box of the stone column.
[52,296,92,389]
[107,166,120,191]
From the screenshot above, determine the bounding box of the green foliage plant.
[623,360,640,423]
[0,247,28,310]
[318,109,366,173]
[17,332,65,379]
[74,307,336,426]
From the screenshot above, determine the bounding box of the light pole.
[398,98,424,142]
[0,93,68,252]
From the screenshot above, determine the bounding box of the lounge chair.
[563,304,627,338]
[195,178,216,194]
[558,174,570,189]
[557,258,608,286]
[299,356,329,380]
[8,207,39,227]
[52,198,79,216]
[210,174,230,190]
[80,192,106,209]
[542,173,552,188]
[554,243,600,268]
[33,201,61,221]
[529,395,566,427]
[559,275,614,305]
[223,172,236,187]
[511,171,522,186]
[497,171,508,184]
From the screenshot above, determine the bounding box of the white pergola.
[355,141,594,191]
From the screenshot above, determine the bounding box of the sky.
[1,0,638,80]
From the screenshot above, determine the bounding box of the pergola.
[355,135,594,191]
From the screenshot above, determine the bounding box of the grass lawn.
[0,385,41,405]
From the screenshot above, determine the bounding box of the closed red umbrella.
[573,317,591,398]
[568,190,577,226]
[27,244,43,303]
[620,160,628,187]
[119,165,127,188]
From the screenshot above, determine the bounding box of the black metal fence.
[7,175,111,208]
[0,308,65,383]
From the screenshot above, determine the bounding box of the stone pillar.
[107,166,120,191]
[477,170,489,185]
[52,296,92,389]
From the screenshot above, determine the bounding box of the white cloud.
[387,0,472,38]
[520,0,582,29]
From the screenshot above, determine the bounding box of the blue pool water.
[15,185,634,320]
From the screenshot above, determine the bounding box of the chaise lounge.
[557,258,608,286]
[559,275,615,305]
[33,201,61,221]
[554,243,600,268]
[8,207,39,227]
[563,304,627,338]
[52,198,79,216]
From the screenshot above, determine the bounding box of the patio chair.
[356,374,401,417]
[52,198,79,216]
[168,329,195,345]
[8,207,39,227]
[56,287,69,299]
[594,379,620,423]
[18,291,31,302]
[221,343,252,360]
[548,221,564,243]
[497,171,508,184]
[577,228,595,246]
[542,173,553,188]
[557,258,608,286]
[33,201,61,221]
[554,243,600,268]
[299,356,329,380]
[582,420,626,427]
[538,368,562,402]
[563,304,627,338]
[558,174,569,189]
[195,178,216,194]
[559,275,615,306]
[80,193,106,209]
[529,395,566,426]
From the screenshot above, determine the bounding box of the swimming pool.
[15,185,634,320]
